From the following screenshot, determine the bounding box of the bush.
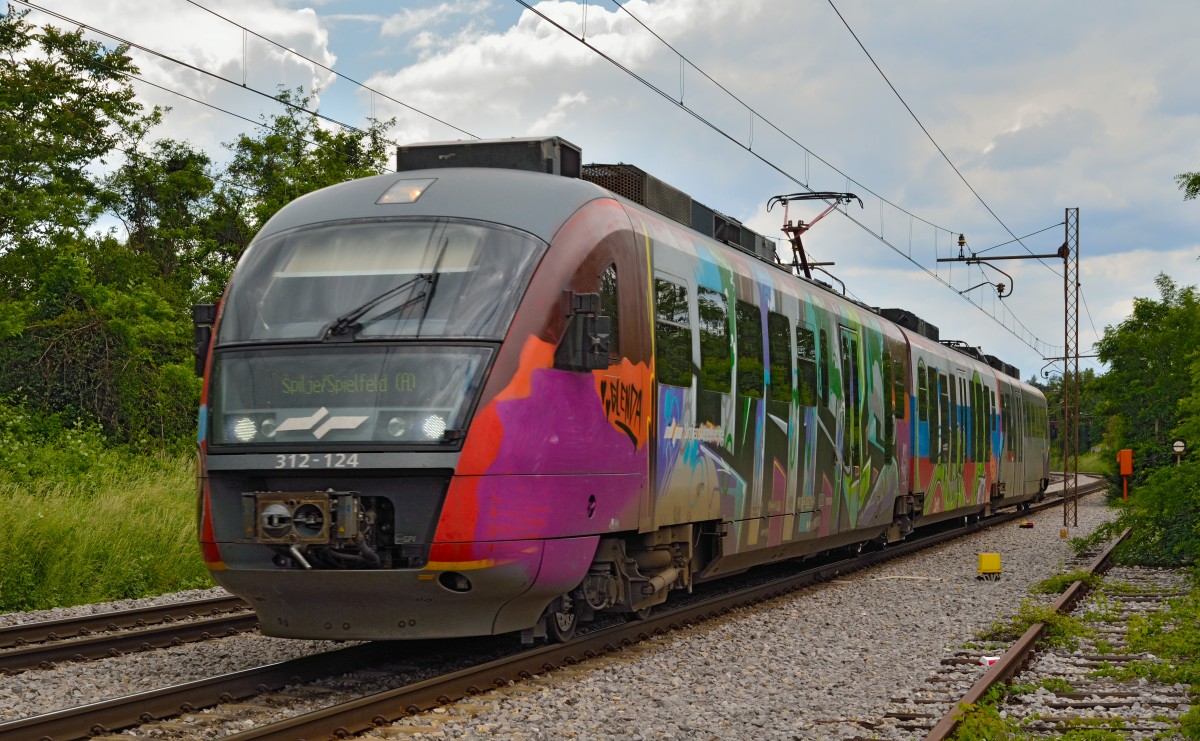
[1075,461,1200,567]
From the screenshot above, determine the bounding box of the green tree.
[100,139,218,305]
[1094,274,1200,479]
[1032,369,1105,465]
[0,11,396,445]
[1177,170,1200,201]
[0,7,159,269]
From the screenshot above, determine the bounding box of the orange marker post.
[1117,449,1133,500]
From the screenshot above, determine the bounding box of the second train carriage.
[194,137,1049,642]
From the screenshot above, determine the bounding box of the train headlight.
[421,414,447,440]
[376,177,436,204]
[259,418,277,438]
[387,416,410,438]
[232,417,257,442]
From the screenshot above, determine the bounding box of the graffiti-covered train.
[194,137,1049,642]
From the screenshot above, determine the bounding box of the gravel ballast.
[379,492,1119,740]
[1,489,1125,739]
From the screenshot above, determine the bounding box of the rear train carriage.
[194,138,1048,642]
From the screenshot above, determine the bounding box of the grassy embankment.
[0,402,212,613]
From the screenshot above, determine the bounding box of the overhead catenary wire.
[825,0,1058,275]
[179,0,479,141]
[825,0,1104,365]
[11,0,407,178]
[518,0,1061,357]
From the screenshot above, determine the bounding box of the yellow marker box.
[978,553,1002,575]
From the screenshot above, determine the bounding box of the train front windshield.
[217,218,545,343]
[209,217,546,447]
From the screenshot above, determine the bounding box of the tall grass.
[0,399,212,612]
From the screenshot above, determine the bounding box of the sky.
[17,0,1200,379]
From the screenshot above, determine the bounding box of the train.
[193,136,1049,643]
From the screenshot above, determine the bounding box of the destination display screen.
[209,346,491,446]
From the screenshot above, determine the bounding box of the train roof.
[253,167,609,245]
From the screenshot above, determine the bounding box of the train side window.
[599,264,620,358]
[735,300,764,399]
[697,285,731,394]
[971,378,982,462]
[917,358,929,430]
[767,311,792,404]
[796,324,818,407]
[948,374,958,464]
[818,328,831,405]
[892,354,907,420]
[926,366,941,464]
[653,278,691,388]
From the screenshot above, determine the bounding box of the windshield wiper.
[323,273,432,340]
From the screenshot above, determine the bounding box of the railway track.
[0,596,252,675]
[917,538,1191,740]
[864,517,1192,740]
[0,479,1103,740]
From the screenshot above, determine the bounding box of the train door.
[814,324,840,533]
[838,327,864,525]
[915,357,930,494]
[948,373,960,477]
[996,384,1010,499]
[938,369,954,504]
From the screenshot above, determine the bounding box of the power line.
[13,0,399,175]
[825,0,1059,274]
[611,0,952,240]
[179,0,478,140]
[825,0,1111,361]
[518,0,1060,356]
[976,222,1065,255]
[17,1,379,139]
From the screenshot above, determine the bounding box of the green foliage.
[977,599,1093,649]
[0,11,396,446]
[1178,171,1200,201]
[1075,462,1200,567]
[0,241,200,442]
[218,87,396,241]
[1032,369,1106,461]
[1040,677,1074,693]
[1095,274,1199,481]
[0,7,160,257]
[0,399,210,610]
[1032,569,1103,594]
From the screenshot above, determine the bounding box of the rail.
[922,524,1132,741]
[0,480,1105,740]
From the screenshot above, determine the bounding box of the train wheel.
[545,594,577,643]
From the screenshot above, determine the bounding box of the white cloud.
[21,0,1200,376]
[380,1,494,38]
[35,0,338,159]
